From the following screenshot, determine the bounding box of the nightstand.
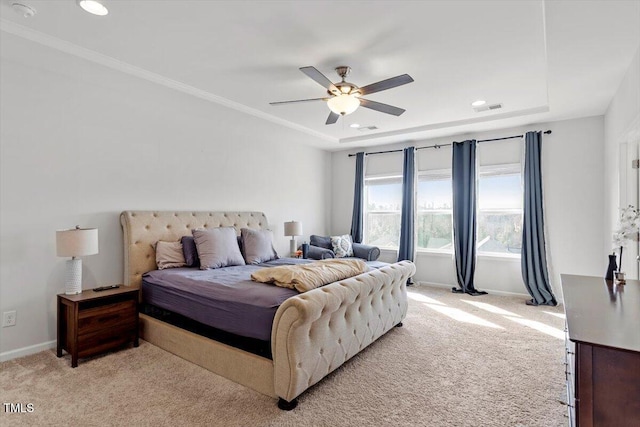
[57,286,139,367]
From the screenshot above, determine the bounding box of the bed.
[120,210,415,409]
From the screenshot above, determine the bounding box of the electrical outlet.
[2,311,16,327]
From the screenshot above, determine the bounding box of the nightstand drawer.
[77,326,137,358]
[78,300,136,335]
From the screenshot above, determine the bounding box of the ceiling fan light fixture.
[270,65,413,124]
[77,0,108,16]
[327,94,360,116]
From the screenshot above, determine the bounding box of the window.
[417,170,453,250]
[363,162,523,256]
[364,176,402,248]
[477,164,522,255]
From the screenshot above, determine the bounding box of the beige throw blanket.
[251,259,368,292]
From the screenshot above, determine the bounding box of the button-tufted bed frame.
[120,211,415,409]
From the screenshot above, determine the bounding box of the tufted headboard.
[120,211,270,288]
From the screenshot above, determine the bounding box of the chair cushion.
[310,235,332,250]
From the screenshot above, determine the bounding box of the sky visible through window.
[419,179,450,209]
[368,174,521,210]
[367,183,402,210]
[479,174,521,210]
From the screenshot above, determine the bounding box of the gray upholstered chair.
[307,235,381,262]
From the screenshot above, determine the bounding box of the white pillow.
[331,234,354,258]
[192,227,246,269]
[154,241,186,270]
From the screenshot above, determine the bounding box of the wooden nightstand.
[57,286,139,367]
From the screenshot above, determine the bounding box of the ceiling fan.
[270,66,414,125]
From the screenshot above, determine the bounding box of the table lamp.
[284,221,302,256]
[56,226,99,294]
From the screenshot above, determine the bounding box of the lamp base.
[65,259,82,295]
[289,238,297,256]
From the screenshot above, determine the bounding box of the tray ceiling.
[1,1,638,149]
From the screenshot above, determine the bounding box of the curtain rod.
[347,130,552,157]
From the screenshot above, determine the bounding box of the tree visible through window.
[477,164,523,254]
[364,176,402,248]
[363,163,522,256]
[417,170,452,250]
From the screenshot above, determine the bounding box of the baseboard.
[415,281,531,298]
[0,340,56,362]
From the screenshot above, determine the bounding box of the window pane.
[477,212,522,254]
[365,177,402,247]
[417,172,453,250]
[417,212,452,249]
[366,180,402,212]
[478,164,522,255]
[366,213,401,247]
[418,177,452,209]
[478,173,522,210]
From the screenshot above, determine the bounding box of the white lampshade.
[327,94,360,115]
[56,227,99,258]
[284,221,302,237]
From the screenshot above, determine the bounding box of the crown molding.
[339,105,550,144]
[0,19,336,144]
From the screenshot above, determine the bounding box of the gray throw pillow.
[192,227,245,269]
[180,235,200,268]
[241,228,278,264]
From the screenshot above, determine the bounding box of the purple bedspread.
[142,258,311,341]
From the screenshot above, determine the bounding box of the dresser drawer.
[78,300,136,335]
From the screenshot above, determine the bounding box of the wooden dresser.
[561,274,640,426]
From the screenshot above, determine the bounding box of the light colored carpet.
[0,285,567,427]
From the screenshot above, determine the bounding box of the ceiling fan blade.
[359,98,406,116]
[270,98,327,106]
[326,111,340,125]
[359,74,414,96]
[300,66,339,93]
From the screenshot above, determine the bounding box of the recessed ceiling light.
[12,3,36,18]
[350,123,360,128]
[471,100,486,107]
[77,0,108,16]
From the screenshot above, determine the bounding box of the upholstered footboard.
[271,261,416,405]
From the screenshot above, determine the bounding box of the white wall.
[331,116,605,298]
[0,34,331,356]
[604,47,640,271]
